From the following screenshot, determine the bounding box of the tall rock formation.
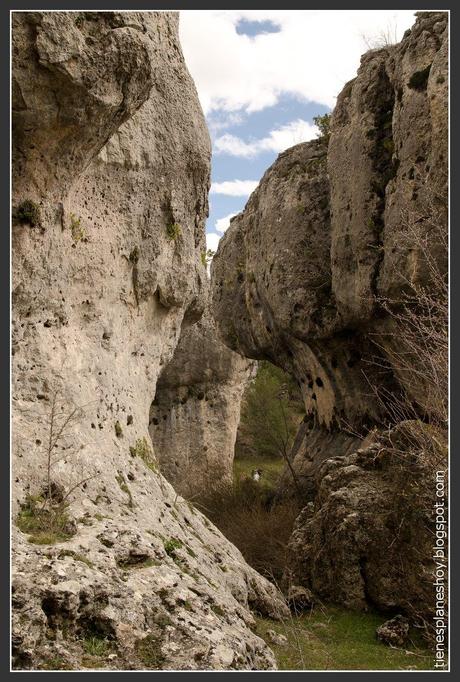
[12,11,288,671]
[149,306,253,499]
[211,11,448,629]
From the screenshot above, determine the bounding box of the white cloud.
[215,212,238,233]
[179,10,416,114]
[210,180,259,196]
[214,119,318,158]
[206,232,221,253]
[207,111,244,134]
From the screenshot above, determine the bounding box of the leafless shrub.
[17,388,99,543]
[194,479,301,583]
[360,20,400,50]
[368,178,448,431]
[362,180,448,640]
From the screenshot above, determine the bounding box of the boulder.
[376,615,410,647]
[284,422,447,628]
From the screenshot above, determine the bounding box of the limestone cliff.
[149,305,253,499]
[212,11,447,430]
[12,11,287,671]
[211,11,448,627]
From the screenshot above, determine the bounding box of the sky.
[179,10,417,254]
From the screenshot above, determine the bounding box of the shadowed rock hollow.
[211,11,448,631]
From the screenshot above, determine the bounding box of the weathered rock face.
[149,306,253,498]
[12,11,288,671]
[211,11,447,625]
[329,11,448,325]
[211,139,397,432]
[212,11,447,430]
[284,422,446,630]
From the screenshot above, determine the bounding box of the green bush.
[313,113,331,144]
[166,223,181,241]
[163,537,183,556]
[236,361,303,460]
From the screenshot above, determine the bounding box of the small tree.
[17,389,99,543]
[313,113,331,145]
[237,362,304,493]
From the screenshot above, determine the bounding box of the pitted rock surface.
[12,11,287,671]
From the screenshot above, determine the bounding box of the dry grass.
[194,479,301,582]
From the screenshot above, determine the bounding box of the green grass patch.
[135,633,165,669]
[58,549,94,568]
[233,455,284,489]
[16,495,75,545]
[163,537,183,556]
[255,606,434,671]
[82,635,111,657]
[129,437,158,473]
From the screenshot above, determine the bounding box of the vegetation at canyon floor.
[197,358,440,670]
[255,606,434,671]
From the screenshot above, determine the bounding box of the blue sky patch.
[206,94,330,238]
[235,19,281,37]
